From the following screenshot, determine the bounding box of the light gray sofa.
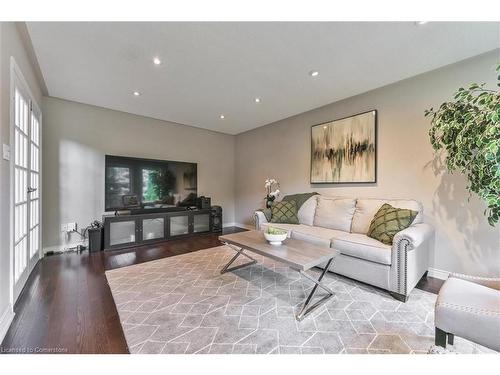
[254,195,435,301]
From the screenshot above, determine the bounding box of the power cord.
[64,220,103,253]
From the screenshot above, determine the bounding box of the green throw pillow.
[367,203,418,245]
[270,200,299,224]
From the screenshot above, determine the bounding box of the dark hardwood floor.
[1,226,443,354]
[0,227,245,354]
[416,272,445,295]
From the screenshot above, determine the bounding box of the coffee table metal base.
[296,258,334,321]
[220,243,257,274]
[221,242,335,321]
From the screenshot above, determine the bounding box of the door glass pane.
[109,220,136,246]
[193,214,210,233]
[30,225,39,258]
[31,112,39,145]
[170,215,189,236]
[143,217,164,240]
[30,172,39,199]
[14,237,27,282]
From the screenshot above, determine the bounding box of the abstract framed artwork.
[310,110,377,184]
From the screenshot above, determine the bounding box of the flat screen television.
[105,155,197,211]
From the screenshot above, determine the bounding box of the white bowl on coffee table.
[264,230,287,245]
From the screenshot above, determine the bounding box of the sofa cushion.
[270,200,299,224]
[332,232,392,265]
[291,225,345,248]
[351,198,423,234]
[313,196,356,232]
[297,195,318,226]
[260,222,343,247]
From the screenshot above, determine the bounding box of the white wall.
[0,22,44,340]
[42,97,236,250]
[235,50,500,277]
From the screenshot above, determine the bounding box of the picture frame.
[310,110,377,184]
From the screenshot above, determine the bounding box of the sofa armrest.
[254,211,268,230]
[449,273,500,291]
[393,223,434,250]
[390,223,435,297]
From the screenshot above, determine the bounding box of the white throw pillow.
[313,197,356,232]
[297,196,318,226]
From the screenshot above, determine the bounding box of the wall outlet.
[2,144,10,161]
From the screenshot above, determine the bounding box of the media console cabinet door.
[109,219,137,246]
[105,217,141,249]
[169,215,190,236]
[193,212,210,233]
[141,216,166,242]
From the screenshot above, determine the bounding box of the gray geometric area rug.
[105,246,494,354]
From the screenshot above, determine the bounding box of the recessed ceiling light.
[219,114,225,119]
[133,91,141,96]
[254,98,261,103]
[153,57,161,65]
[415,21,428,25]
[323,126,327,129]
[309,70,319,77]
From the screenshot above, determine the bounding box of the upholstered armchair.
[435,273,500,352]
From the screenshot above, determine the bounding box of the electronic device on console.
[197,196,211,209]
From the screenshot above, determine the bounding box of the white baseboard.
[0,304,15,343]
[234,222,254,230]
[428,267,450,280]
[223,222,253,230]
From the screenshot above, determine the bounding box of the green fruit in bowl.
[264,227,288,245]
[265,227,287,235]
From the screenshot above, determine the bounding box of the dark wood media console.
[103,208,219,250]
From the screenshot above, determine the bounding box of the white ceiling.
[27,22,500,135]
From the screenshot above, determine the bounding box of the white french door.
[11,61,42,302]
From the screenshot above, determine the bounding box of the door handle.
[27,187,37,193]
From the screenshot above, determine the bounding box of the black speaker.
[88,227,104,252]
[197,196,211,209]
[211,205,222,232]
